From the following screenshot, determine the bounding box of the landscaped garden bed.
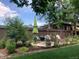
[0,35,79,59]
[0,17,79,59]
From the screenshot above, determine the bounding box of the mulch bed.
[28,46,53,52]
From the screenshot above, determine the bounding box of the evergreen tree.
[5,17,27,43]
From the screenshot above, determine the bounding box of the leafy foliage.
[35,0,74,28]
[10,0,53,14]
[6,39,16,54]
[10,0,28,7]
[0,39,5,49]
[10,0,77,29]
[5,17,27,42]
[17,47,29,53]
[31,0,52,14]
[25,41,32,47]
[64,35,79,44]
[70,0,79,12]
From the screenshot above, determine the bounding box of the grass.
[11,45,79,59]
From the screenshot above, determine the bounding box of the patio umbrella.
[32,17,38,34]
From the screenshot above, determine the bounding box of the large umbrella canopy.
[32,17,38,34]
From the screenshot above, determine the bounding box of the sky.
[0,0,46,26]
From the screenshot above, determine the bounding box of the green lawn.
[12,45,79,59]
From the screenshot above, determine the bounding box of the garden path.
[0,49,8,59]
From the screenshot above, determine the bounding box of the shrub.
[17,41,23,48]
[0,39,5,49]
[65,36,73,41]
[25,41,32,47]
[5,17,28,43]
[33,35,38,42]
[17,47,29,53]
[65,35,79,44]
[6,39,16,54]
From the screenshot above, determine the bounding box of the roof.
[0,25,5,29]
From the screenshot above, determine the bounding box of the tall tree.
[70,0,79,35]
[44,0,74,28]
[70,0,79,13]
[10,0,75,29]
